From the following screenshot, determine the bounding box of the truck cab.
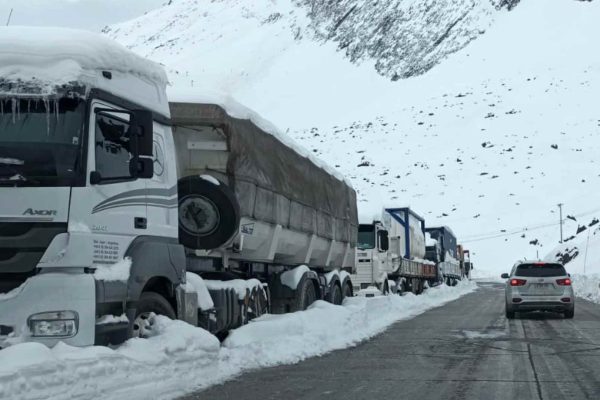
[0,28,183,347]
[353,221,390,293]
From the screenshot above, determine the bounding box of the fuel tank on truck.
[381,207,426,260]
[169,101,357,271]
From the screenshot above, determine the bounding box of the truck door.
[144,125,178,239]
[69,100,147,265]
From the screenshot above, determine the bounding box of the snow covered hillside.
[0,282,476,400]
[105,0,599,275]
[296,0,513,80]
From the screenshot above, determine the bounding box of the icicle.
[11,98,16,124]
[44,97,50,136]
[55,98,59,124]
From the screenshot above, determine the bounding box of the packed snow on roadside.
[0,281,477,400]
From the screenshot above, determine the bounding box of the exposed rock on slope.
[297,0,516,79]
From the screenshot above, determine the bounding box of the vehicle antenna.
[6,8,13,26]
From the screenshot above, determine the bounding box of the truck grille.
[0,222,67,294]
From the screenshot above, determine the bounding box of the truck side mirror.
[130,109,154,157]
[501,273,509,279]
[378,230,389,252]
[130,157,154,179]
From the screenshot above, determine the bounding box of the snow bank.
[93,258,132,282]
[572,274,600,304]
[0,281,477,400]
[0,317,220,400]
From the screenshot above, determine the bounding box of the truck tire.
[381,280,389,295]
[130,292,176,339]
[248,286,269,320]
[341,280,353,299]
[564,309,574,319]
[327,283,343,305]
[293,275,318,312]
[178,176,240,250]
[506,309,515,319]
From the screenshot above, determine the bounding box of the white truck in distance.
[0,27,357,348]
[353,208,437,296]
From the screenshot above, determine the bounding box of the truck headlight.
[28,311,78,337]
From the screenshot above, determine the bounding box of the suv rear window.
[515,263,566,277]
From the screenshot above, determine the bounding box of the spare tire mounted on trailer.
[178,176,241,250]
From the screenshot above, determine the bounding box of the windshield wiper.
[0,174,41,187]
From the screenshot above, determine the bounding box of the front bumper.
[0,272,96,348]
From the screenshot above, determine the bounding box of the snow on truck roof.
[0,27,167,86]
[170,89,351,185]
[0,26,169,114]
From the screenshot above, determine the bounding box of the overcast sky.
[0,0,165,31]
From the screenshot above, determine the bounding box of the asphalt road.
[181,282,600,400]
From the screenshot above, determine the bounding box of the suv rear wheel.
[564,309,574,319]
[506,309,515,319]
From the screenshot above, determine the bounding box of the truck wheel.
[130,292,176,339]
[341,281,353,299]
[248,287,269,320]
[178,176,240,250]
[327,283,343,305]
[564,309,574,319]
[506,309,515,319]
[378,280,389,295]
[293,276,318,311]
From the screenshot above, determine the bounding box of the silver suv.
[501,261,574,319]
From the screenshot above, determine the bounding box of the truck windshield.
[515,263,567,277]
[0,97,85,186]
[357,224,375,250]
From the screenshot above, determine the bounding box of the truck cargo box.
[170,102,357,269]
[425,226,457,262]
[382,207,426,260]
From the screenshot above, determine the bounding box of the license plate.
[531,283,552,294]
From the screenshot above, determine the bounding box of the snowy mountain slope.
[105,0,600,275]
[297,0,510,80]
[104,0,513,82]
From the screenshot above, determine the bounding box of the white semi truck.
[352,207,437,296]
[0,28,357,347]
[425,226,462,286]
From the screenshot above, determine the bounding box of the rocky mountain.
[296,0,518,79]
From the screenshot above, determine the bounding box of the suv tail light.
[510,279,527,286]
[556,278,572,286]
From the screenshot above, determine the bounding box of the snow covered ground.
[0,281,476,400]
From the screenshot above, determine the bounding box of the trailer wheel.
[178,176,240,250]
[247,286,269,320]
[341,280,353,299]
[328,283,343,305]
[130,292,176,339]
[380,280,390,295]
[293,276,318,311]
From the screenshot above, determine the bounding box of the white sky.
[0,0,165,31]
